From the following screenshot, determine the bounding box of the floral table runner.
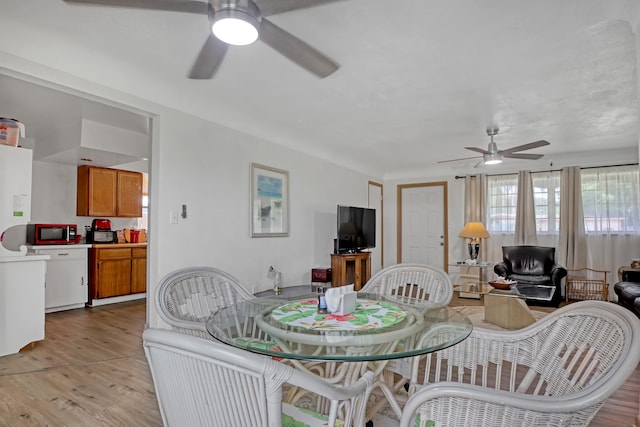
[271,299,407,331]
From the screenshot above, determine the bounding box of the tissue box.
[332,292,357,315]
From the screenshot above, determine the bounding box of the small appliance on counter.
[85,219,117,243]
[26,224,80,245]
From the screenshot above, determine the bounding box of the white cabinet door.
[38,248,88,311]
[0,256,46,356]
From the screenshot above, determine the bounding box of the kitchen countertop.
[26,244,92,250]
[90,242,147,249]
[0,254,50,263]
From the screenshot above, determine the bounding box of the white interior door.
[399,183,447,269]
[368,181,383,274]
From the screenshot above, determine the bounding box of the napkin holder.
[326,285,357,315]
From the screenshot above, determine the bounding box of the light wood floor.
[0,298,637,426]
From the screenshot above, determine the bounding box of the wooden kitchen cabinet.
[89,244,147,302]
[117,170,144,217]
[130,247,147,294]
[77,166,142,217]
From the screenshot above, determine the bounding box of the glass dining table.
[205,291,472,362]
[206,291,472,423]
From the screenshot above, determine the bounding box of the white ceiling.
[0,0,639,177]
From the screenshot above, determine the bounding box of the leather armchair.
[494,246,567,307]
[614,269,640,317]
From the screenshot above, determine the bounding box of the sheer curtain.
[484,174,517,264]
[582,165,640,300]
[514,170,537,245]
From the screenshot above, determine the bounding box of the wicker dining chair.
[401,300,640,427]
[143,328,375,427]
[155,266,255,339]
[359,263,454,418]
[360,263,453,305]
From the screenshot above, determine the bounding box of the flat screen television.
[335,205,376,254]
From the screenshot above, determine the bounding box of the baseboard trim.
[87,293,146,307]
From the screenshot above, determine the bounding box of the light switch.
[169,210,178,224]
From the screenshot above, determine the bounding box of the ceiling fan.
[63,0,342,79]
[438,126,550,166]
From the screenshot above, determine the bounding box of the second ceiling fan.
[439,126,550,166]
[64,0,342,79]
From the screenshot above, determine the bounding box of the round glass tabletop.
[206,292,472,361]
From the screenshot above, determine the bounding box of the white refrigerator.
[0,143,48,356]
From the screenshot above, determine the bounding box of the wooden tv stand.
[331,252,371,291]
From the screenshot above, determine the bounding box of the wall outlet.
[169,210,178,224]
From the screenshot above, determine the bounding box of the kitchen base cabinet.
[28,245,90,313]
[89,244,147,306]
[131,247,147,294]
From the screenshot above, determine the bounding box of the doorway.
[368,181,383,274]
[397,182,448,271]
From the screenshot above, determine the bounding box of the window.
[137,173,149,231]
[532,171,561,234]
[487,174,518,233]
[581,165,640,234]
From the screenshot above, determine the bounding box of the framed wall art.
[250,163,289,237]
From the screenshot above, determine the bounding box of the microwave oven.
[27,224,80,245]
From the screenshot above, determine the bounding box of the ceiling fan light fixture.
[211,9,259,46]
[483,152,503,165]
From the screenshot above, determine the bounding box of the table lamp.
[458,222,490,261]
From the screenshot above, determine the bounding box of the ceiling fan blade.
[437,156,481,164]
[500,140,550,154]
[465,146,490,155]
[64,0,208,14]
[188,35,229,79]
[259,18,339,78]
[254,0,346,17]
[503,153,544,160]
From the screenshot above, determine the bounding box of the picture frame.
[250,163,289,237]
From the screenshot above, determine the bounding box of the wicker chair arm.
[400,382,610,427]
[289,369,375,401]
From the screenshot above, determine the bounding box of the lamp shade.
[458,222,490,239]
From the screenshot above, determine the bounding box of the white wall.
[152,109,374,295]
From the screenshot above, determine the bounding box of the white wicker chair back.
[155,267,254,338]
[143,328,374,427]
[361,263,453,306]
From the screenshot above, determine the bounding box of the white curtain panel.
[464,174,489,260]
[514,171,537,245]
[558,166,587,272]
[464,174,487,223]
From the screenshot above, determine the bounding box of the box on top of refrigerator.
[0,118,25,147]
